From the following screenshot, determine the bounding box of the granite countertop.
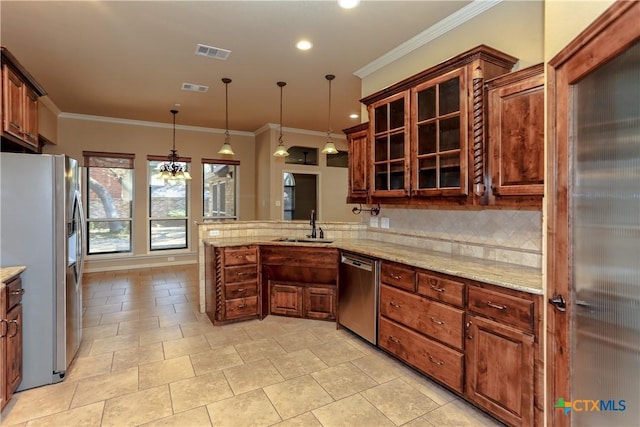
[0,266,26,286]
[204,237,543,295]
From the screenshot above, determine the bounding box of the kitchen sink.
[272,237,334,244]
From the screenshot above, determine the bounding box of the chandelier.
[158,109,191,180]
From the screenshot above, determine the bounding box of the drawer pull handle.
[10,289,26,296]
[426,353,445,366]
[237,272,247,276]
[389,336,401,344]
[234,288,246,292]
[430,317,445,325]
[390,273,402,280]
[389,301,401,309]
[486,301,507,310]
[237,304,246,309]
[429,284,445,293]
[7,320,19,338]
[233,255,245,258]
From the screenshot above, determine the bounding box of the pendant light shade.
[158,109,191,180]
[273,81,289,157]
[322,74,339,155]
[218,77,235,156]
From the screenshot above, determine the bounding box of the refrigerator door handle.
[75,190,86,281]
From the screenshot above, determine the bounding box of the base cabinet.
[1,274,24,412]
[303,286,336,321]
[270,283,303,317]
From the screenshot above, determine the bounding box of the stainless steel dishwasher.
[339,252,379,345]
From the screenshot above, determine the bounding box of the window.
[202,158,239,221]
[83,151,134,255]
[326,150,348,168]
[148,155,191,251]
[285,146,318,165]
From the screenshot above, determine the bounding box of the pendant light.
[273,81,290,157]
[158,109,191,180]
[321,74,338,155]
[218,77,235,156]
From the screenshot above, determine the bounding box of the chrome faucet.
[308,209,317,239]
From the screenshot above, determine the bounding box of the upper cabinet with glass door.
[360,45,517,206]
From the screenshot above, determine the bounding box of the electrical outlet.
[275,200,281,206]
[370,216,379,228]
[208,230,220,237]
[381,217,390,229]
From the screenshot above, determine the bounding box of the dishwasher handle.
[341,254,374,272]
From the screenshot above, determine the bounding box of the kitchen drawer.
[224,265,258,283]
[380,261,416,292]
[379,317,463,393]
[380,284,464,350]
[6,276,24,311]
[417,272,465,308]
[225,296,258,319]
[468,286,534,333]
[224,246,257,266]
[225,282,257,299]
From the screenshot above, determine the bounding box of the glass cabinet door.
[411,69,468,196]
[370,92,409,196]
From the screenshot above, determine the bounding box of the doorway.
[283,172,317,221]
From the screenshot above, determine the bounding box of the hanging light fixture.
[218,77,235,156]
[273,81,290,157]
[322,74,339,155]
[158,109,192,180]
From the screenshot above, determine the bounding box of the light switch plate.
[381,217,390,229]
[370,216,379,228]
[275,200,281,207]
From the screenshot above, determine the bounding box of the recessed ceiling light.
[338,0,360,9]
[296,40,313,51]
[350,113,359,119]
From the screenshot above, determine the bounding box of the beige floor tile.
[190,345,244,376]
[158,310,198,327]
[204,326,253,349]
[83,303,123,317]
[76,337,94,358]
[127,288,170,298]
[66,352,114,382]
[273,330,324,352]
[24,401,105,426]
[241,320,288,340]
[0,380,78,425]
[270,349,328,379]
[139,355,195,390]
[351,353,408,384]
[234,338,286,362]
[173,300,199,312]
[82,313,101,328]
[263,375,334,420]
[169,371,233,413]
[402,415,436,426]
[308,324,351,343]
[153,282,183,290]
[361,378,439,425]
[112,342,165,371]
[70,367,138,408]
[163,334,211,359]
[271,412,323,427]
[312,394,394,427]
[180,320,216,337]
[81,323,119,340]
[106,293,148,304]
[401,372,458,406]
[206,389,281,427]
[139,325,184,345]
[100,309,141,325]
[122,299,160,312]
[89,332,140,355]
[419,399,503,427]
[309,339,366,366]
[117,316,160,335]
[137,304,180,317]
[223,359,284,395]
[140,406,212,427]
[83,296,109,307]
[156,294,188,306]
[102,384,173,427]
[92,287,126,299]
[311,362,377,400]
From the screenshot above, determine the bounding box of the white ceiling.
[1,1,472,134]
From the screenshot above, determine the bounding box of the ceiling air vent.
[195,43,231,60]
[181,82,209,93]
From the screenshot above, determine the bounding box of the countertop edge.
[0,265,26,285]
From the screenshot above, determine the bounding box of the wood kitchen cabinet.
[465,283,541,427]
[205,245,260,325]
[486,63,544,207]
[343,122,370,203]
[261,245,338,321]
[1,48,46,153]
[1,273,24,412]
[360,45,517,205]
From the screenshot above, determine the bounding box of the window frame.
[202,158,240,222]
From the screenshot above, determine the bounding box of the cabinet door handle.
[10,288,25,296]
[389,301,402,309]
[430,317,445,325]
[24,132,35,139]
[429,284,445,293]
[466,320,473,340]
[388,336,401,344]
[426,353,445,366]
[486,301,507,310]
[390,273,402,280]
[7,320,19,338]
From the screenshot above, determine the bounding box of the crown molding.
[354,0,503,79]
[254,123,345,140]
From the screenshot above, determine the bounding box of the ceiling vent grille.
[195,44,231,60]
[181,82,209,93]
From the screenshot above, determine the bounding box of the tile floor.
[1,265,503,427]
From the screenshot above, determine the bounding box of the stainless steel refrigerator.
[0,153,85,390]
